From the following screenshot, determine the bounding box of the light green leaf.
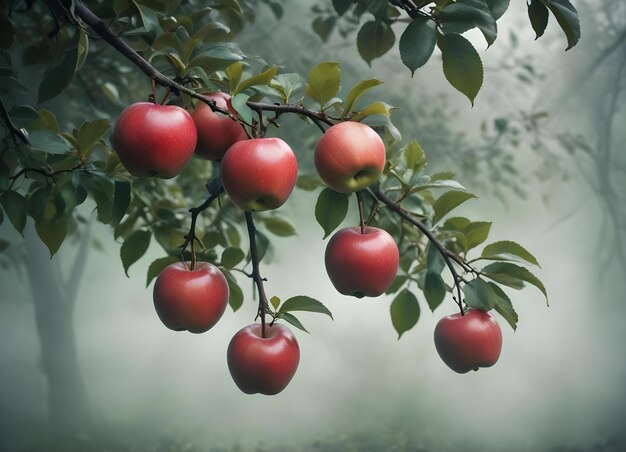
[269,73,304,104]
[433,190,477,224]
[221,247,245,268]
[315,188,349,239]
[357,21,395,65]
[120,230,151,277]
[437,33,483,105]
[76,119,110,156]
[351,101,395,121]
[465,221,491,251]
[270,295,281,310]
[399,17,437,76]
[482,262,547,301]
[146,256,179,287]
[235,66,278,94]
[305,61,341,108]
[481,240,540,266]
[390,289,420,339]
[261,216,296,237]
[225,61,243,91]
[403,140,427,172]
[343,78,383,116]
[278,295,334,319]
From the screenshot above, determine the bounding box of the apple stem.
[356,190,366,234]
[160,89,171,106]
[149,79,156,104]
[180,178,225,271]
[370,186,465,316]
[245,211,270,338]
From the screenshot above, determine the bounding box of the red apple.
[191,93,248,161]
[314,121,386,193]
[221,137,298,211]
[325,226,399,298]
[434,309,503,374]
[227,323,300,395]
[153,261,229,334]
[113,102,197,178]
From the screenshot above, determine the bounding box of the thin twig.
[245,211,270,338]
[0,97,30,145]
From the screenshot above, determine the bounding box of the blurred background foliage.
[1,0,626,451]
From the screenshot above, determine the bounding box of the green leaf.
[225,61,243,91]
[440,0,498,47]
[28,185,53,222]
[527,0,549,39]
[390,289,420,339]
[315,188,349,239]
[221,247,245,268]
[120,230,151,277]
[230,93,253,125]
[0,238,8,251]
[489,282,518,330]
[356,21,395,65]
[351,101,395,121]
[465,221,491,251]
[409,179,466,194]
[437,33,483,105]
[235,66,278,94]
[399,16,437,76]
[35,213,68,257]
[332,0,353,15]
[305,62,341,108]
[426,242,446,275]
[132,1,160,41]
[385,274,408,294]
[38,36,79,103]
[146,256,179,287]
[433,190,477,224]
[76,119,110,156]
[0,15,15,49]
[279,312,309,333]
[481,240,540,266]
[403,140,427,172]
[28,130,74,154]
[261,216,296,237]
[424,272,446,311]
[482,262,547,301]
[224,271,244,312]
[111,181,131,227]
[463,277,498,311]
[278,295,333,320]
[486,0,510,20]
[296,174,324,191]
[343,78,383,116]
[312,16,337,42]
[270,295,281,310]
[1,191,27,235]
[544,0,580,50]
[269,73,304,104]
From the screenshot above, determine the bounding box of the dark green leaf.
[111,181,131,227]
[545,0,580,50]
[224,271,244,312]
[28,185,53,222]
[315,187,349,239]
[385,274,408,294]
[146,256,179,287]
[254,230,269,262]
[0,238,9,251]
[399,17,437,76]
[490,282,518,330]
[132,1,160,41]
[433,190,477,224]
[332,0,353,15]
[481,240,540,266]
[357,21,395,65]
[486,0,510,20]
[278,295,333,319]
[426,242,446,275]
[28,130,74,155]
[482,262,547,301]
[1,191,27,234]
[463,277,498,311]
[221,247,245,268]
[279,312,309,333]
[35,213,68,257]
[527,0,549,39]
[0,16,15,49]
[437,33,483,105]
[38,38,79,103]
[305,61,341,108]
[261,216,296,237]
[440,0,498,47]
[343,78,383,116]
[425,272,446,311]
[230,93,253,125]
[390,289,420,339]
[120,230,151,277]
[313,16,337,42]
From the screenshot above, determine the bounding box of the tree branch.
[245,211,270,338]
[0,96,30,145]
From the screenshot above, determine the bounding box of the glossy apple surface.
[434,309,503,373]
[227,323,300,395]
[191,92,248,160]
[314,121,386,193]
[221,137,298,211]
[153,262,229,334]
[113,102,197,178]
[325,226,399,297]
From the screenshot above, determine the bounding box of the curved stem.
[244,211,270,338]
[370,186,465,316]
[356,190,366,234]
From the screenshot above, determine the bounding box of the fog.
[2,1,626,451]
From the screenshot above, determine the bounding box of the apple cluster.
[115,94,504,395]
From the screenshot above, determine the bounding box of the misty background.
[2,0,626,450]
